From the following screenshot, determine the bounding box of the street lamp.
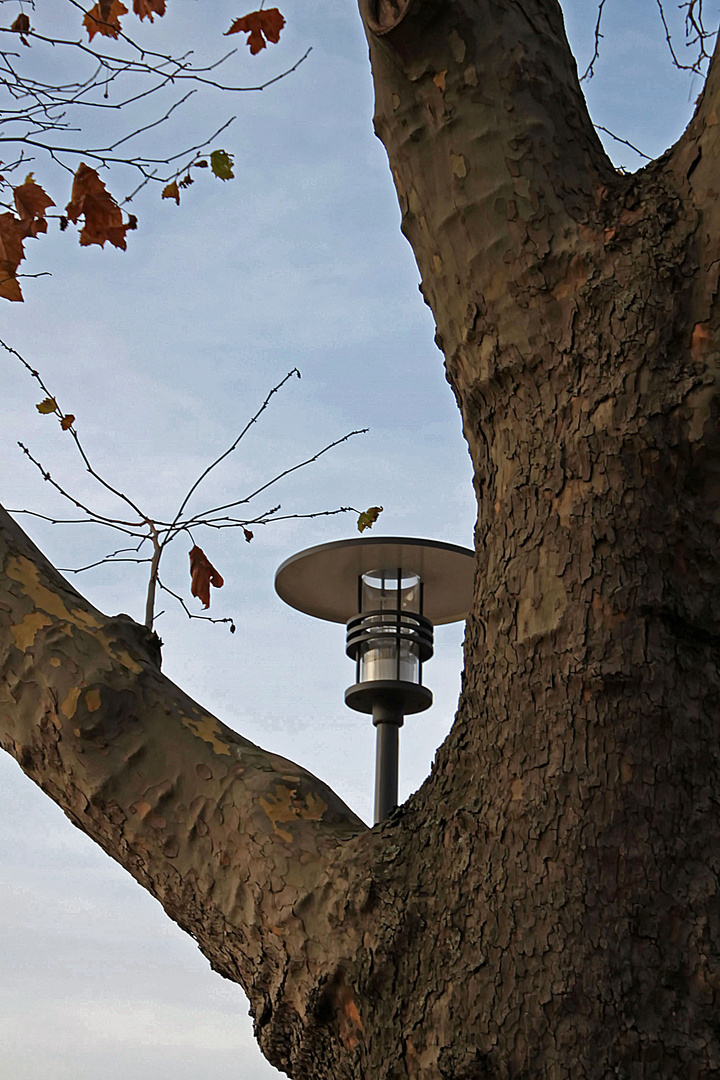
[275,536,474,824]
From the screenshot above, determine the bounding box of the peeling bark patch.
[179,711,231,756]
[85,689,101,712]
[451,154,468,179]
[97,638,143,675]
[333,983,365,1051]
[259,785,329,843]
[448,29,466,64]
[60,686,81,720]
[691,321,711,358]
[554,254,590,299]
[684,384,716,442]
[516,550,568,642]
[6,555,143,675]
[6,555,98,626]
[12,611,51,650]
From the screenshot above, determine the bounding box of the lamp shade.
[274,536,475,626]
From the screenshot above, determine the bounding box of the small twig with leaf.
[2,337,384,639]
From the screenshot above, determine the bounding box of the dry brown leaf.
[189,545,224,609]
[14,176,55,238]
[0,213,26,302]
[133,0,166,21]
[225,8,285,53]
[162,180,180,204]
[65,163,129,249]
[10,12,31,37]
[83,0,128,41]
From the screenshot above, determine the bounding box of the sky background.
[0,1,717,1077]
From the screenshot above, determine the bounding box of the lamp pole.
[372,701,403,823]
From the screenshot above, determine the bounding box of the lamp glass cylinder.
[357,569,422,685]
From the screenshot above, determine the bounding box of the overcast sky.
[0,2,716,1077]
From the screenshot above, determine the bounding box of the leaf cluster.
[0,2,299,299]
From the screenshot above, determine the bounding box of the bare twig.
[168,368,301,533]
[58,554,152,573]
[655,0,717,74]
[594,124,652,161]
[182,429,369,525]
[5,340,367,635]
[157,576,236,633]
[581,0,608,81]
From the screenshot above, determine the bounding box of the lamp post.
[275,536,474,824]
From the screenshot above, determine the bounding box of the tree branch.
[0,502,369,1074]
[664,31,720,287]
[358,0,616,402]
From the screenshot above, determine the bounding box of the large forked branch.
[360,0,719,407]
[359,0,618,403]
[0,503,368,1070]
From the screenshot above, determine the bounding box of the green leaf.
[36,397,57,414]
[210,149,235,182]
[357,506,383,533]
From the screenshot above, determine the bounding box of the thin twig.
[581,0,608,81]
[594,124,652,161]
[157,576,236,633]
[5,337,365,634]
[182,429,369,525]
[167,368,301,534]
[58,555,152,573]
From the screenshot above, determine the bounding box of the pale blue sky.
[0,2,716,1077]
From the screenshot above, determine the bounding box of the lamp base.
[344,680,433,716]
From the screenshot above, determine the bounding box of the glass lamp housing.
[344,566,434,715]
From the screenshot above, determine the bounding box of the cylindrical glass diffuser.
[345,566,434,714]
[357,569,422,684]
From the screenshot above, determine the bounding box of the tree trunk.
[2,1,720,1077]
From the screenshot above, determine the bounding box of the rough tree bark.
[2,0,720,1076]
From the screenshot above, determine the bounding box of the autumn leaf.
[14,175,55,238]
[66,164,130,249]
[10,12,31,41]
[210,150,234,181]
[225,8,285,54]
[357,506,383,533]
[36,397,58,414]
[243,528,253,543]
[133,0,166,22]
[0,213,26,302]
[162,180,180,204]
[83,0,128,41]
[60,414,75,430]
[189,545,224,609]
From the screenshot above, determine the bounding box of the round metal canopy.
[275,536,475,625]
